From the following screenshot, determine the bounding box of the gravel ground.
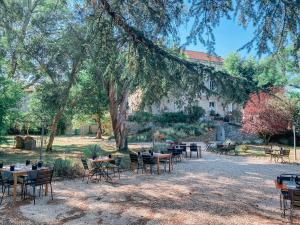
[1,149,300,225]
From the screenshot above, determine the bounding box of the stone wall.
[223,122,262,144]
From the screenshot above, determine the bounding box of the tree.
[223,53,259,103]
[242,91,291,143]
[0,76,23,142]
[73,69,108,139]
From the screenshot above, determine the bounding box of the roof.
[184,50,223,63]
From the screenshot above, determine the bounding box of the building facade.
[128,50,240,117]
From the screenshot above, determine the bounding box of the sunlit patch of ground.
[2,151,300,224]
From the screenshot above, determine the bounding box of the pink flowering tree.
[242,91,291,143]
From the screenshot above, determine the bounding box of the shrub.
[185,105,205,122]
[128,131,153,142]
[52,158,82,178]
[152,143,169,152]
[128,111,154,123]
[239,145,249,153]
[156,112,189,124]
[86,145,101,158]
[173,123,202,136]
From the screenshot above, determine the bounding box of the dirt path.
[1,151,300,224]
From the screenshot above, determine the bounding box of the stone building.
[128,50,241,117]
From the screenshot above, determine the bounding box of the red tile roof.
[184,50,223,63]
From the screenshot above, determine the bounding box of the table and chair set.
[275,174,300,222]
[81,156,122,183]
[0,161,54,205]
[129,143,202,175]
[265,147,290,163]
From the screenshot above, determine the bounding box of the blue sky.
[179,17,256,58]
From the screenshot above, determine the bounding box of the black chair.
[168,148,182,163]
[277,174,300,217]
[290,189,300,223]
[190,143,199,158]
[0,171,15,205]
[81,158,98,183]
[179,144,187,157]
[279,149,290,163]
[129,153,143,174]
[24,169,54,204]
[141,154,157,174]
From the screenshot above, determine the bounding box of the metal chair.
[179,144,187,157]
[0,171,15,205]
[277,174,300,217]
[190,143,199,158]
[129,153,143,174]
[141,154,157,174]
[290,189,300,223]
[24,168,54,205]
[279,149,290,163]
[81,158,98,183]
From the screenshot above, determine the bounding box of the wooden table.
[152,153,172,175]
[92,157,115,163]
[0,166,49,205]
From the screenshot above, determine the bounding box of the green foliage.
[185,105,205,122]
[173,123,202,136]
[52,158,82,178]
[0,77,23,142]
[87,145,101,158]
[256,57,287,88]
[128,111,154,123]
[223,53,258,103]
[239,145,249,153]
[156,112,189,124]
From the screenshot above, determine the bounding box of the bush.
[239,145,249,153]
[185,106,205,122]
[173,123,202,136]
[128,131,153,142]
[52,158,82,178]
[156,112,189,124]
[128,111,154,123]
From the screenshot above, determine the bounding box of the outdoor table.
[274,179,299,216]
[179,145,202,158]
[152,153,172,175]
[0,165,49,205]
[91,157,115,181]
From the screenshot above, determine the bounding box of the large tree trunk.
[108,80,128,151]
[95,113,103,139]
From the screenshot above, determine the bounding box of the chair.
[81,159,98,183]
[129,153,143,174]
[190,143,199,158]
[0,171,15,205]
[264,148,274,161]
[167,148,180,163]
[104,157,122,179]
[279,149,290,163]
[277,174,300,217]
[179,144,187,157]
[26,169,54,204]
[290,189,300,223]
[141,154,157,174]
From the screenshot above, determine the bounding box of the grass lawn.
[237,144,300,163]
[0,135,151,166]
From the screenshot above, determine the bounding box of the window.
[209,102,215,108]
[209,80,216,90]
